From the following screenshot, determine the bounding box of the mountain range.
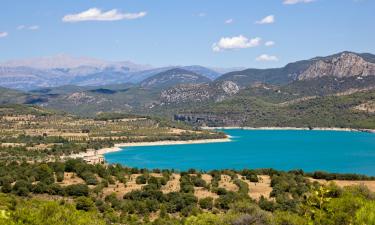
[0,55,238,90]
[1,51,375,128]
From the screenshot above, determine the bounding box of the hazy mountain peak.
[0,54,153,71]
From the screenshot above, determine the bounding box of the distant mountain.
[0,87,28,104]
[2,51,375,119]
[216,60,312,88]
[181,66,221,80]
[0,54,153,71]
[0,54,234,90]
[217,52,375,88]
[298,52,375,80]
[0,66,70,90]
[140,68,211,89]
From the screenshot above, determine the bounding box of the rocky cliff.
[298,53,375,80]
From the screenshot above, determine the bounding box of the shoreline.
[67,137,231,162]
[202,126,375,133]
[66,126,375,163]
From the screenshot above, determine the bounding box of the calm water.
[105,130,375,175]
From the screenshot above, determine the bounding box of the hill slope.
[140,68,211,89]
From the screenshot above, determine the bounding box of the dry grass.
[162,174,181,194]
[103,174,145,198]
[201,174,213,184]
[240,175,273,200]
[219,175,239,192]
[310,178,375,192]
[58,172,85,186]
[194,187,218,199]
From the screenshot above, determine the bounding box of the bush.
[65,184,89,196]
[136,175,147,185]
[75,196,95,211]
[13,180,32,196]
[32,182,49,194]
[199,197,213,210]
[56,172,64,182]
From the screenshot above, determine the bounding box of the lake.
[104,129,375,175]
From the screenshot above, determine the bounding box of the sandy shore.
[202,126,375,133]
[67,137,231,161]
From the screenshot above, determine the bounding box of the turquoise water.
[105,130,375,175]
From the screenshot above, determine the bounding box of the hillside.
[298,52,375,80]
[174,90,375,128]
[216,51,375,88]
[0,51,375,129]
[140,68,211,89]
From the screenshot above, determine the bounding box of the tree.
[136,175,147,185]
[75,196,95,211]
[65,184,89,196]
[184,213,226,225]
[9,200,106,225]
[199,197,214,210]
[355,201,375,225]
[13,180,31,196]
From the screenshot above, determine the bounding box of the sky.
[0,0,374,68]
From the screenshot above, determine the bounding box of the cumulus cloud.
[0,32,8,38]
[62,8,147,22]
[256,15,275,24]
[213,35,261,52]
[283,0,315,5]
[256,54,279,62]
[265,41,275,47]
[225,19,234,24]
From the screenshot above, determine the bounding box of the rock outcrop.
[298,53,375,80]
[160,81,240,104]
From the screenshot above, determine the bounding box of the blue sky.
[0,0,374,68]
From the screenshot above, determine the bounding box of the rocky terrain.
[160,81,239,104]
[298,52,375,80]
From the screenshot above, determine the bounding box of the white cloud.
[17,25,25,30]
[283,0,315,5]
[0,32,8,38]
[17,25,40,30]
[28,25,39,30]
[265,41,275,47]
[256,15,275,24]
[225,19,234,24]
[62,8,147,22]
[256,54,279,62]
[197,12,206,17]
[213,35,262,52]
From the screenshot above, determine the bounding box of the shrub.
[136,175,147,185]
[199,197,213,210]
[75,196,95,211]
[65,184,89,196]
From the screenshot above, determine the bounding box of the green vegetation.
[176,89,375,129]
[0,99,374,224]
[0,160,374,224]
[0,104,225,162]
